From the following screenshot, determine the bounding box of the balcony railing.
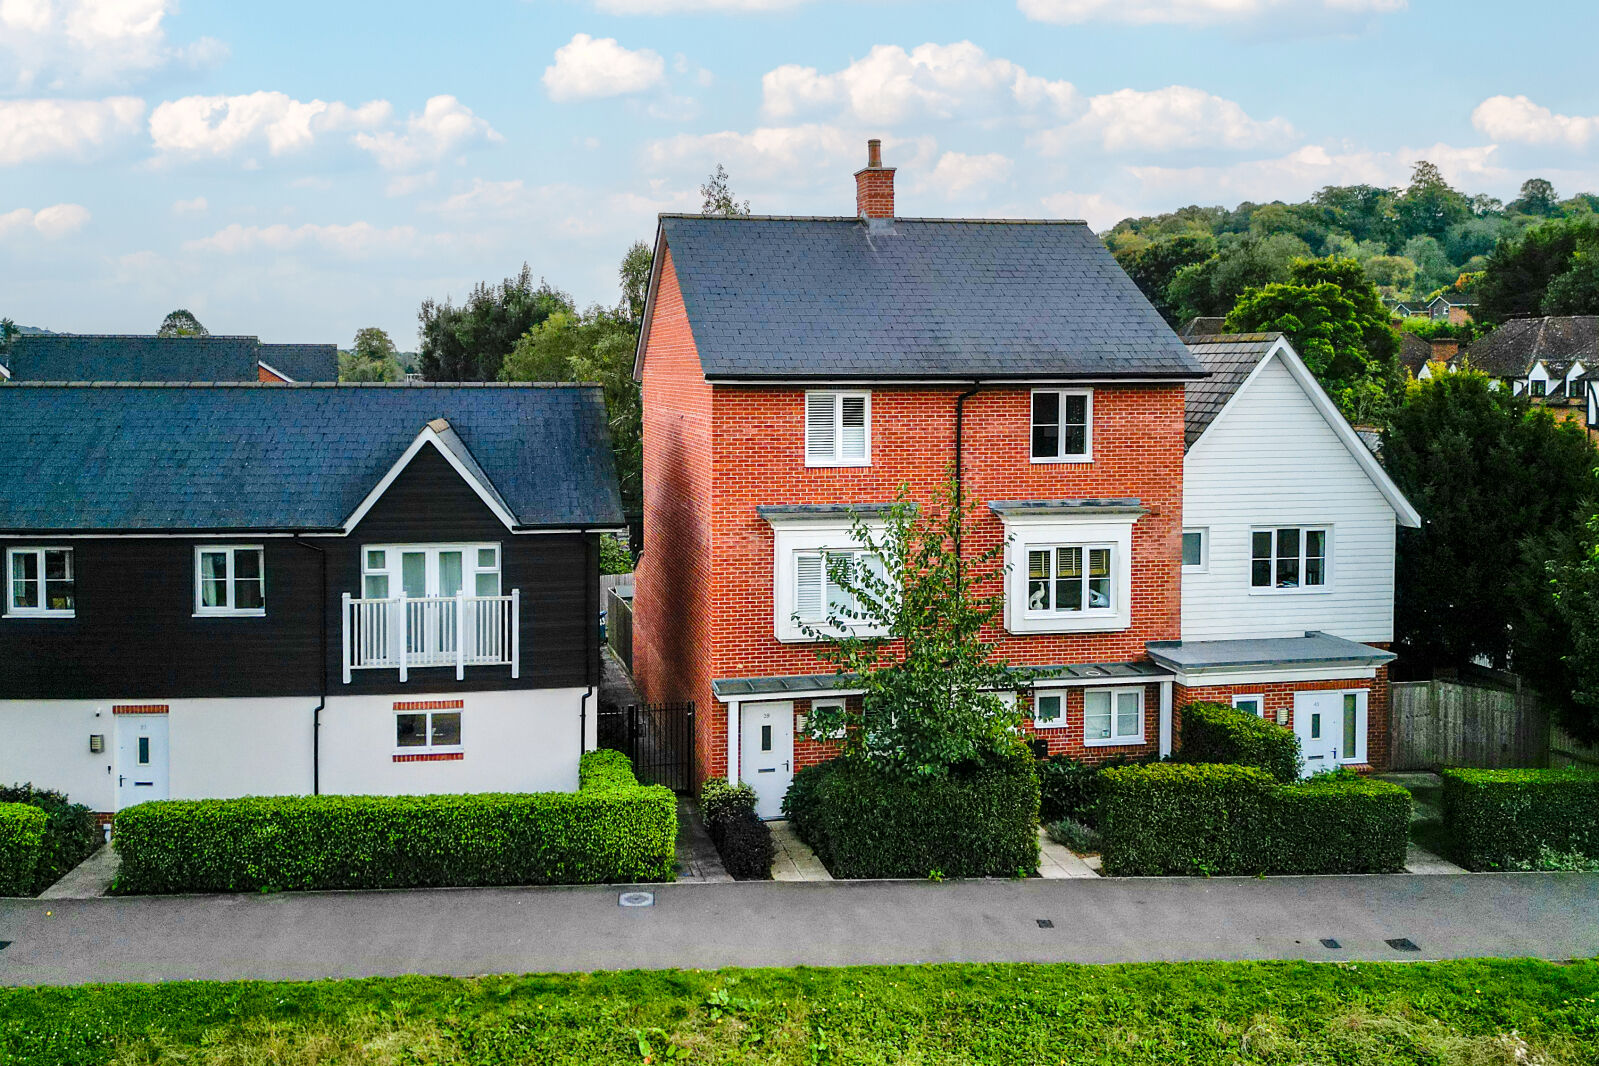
[341,591,519,683]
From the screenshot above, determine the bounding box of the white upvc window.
[1000,512,1136,635]
[770,518,892,642]
[361,543,501,600]
[1250,526,1329,592]
[794,549,885,626]
[395,708,462,754]
[803,699,848,739]
[1232,694,1265,718]
[6,547,75,617]
[1033,691,1066,729]
[194,545,265,617]
[1084,687,1144,746]
[1181,528,1207,572]
[1030,388,1092,462]
[1026,545,1115,615]
[804,390,871,466]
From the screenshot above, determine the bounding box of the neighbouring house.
[1179,317,1226,341]
[1426,294,1475,325]
[0,334,339,383]
[1458,316,1597,402]
[0,381,622,817]
[1399,332,1459,381]
[1174,333,1421,772]
[632,140,1411,816]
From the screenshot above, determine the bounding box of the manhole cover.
[618,891,655,908]
[1386,937,1420,952]
[1036,919,1054,929]
[1320,938,1341,949]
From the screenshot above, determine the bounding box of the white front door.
[740,701,795,819]
[1293,690,1364,777]
[116,714,170,808]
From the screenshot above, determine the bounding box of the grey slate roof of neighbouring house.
[649,215,1206,382]
[258,343,339,382]
[0,383,624,532]
[1460,316,1599,378]
[5,334,341,383]
[1399,332,1433,375]
[1181,333,1282,447]
[1179,317,1227,340]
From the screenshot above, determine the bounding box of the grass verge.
[3,959,1598,1065]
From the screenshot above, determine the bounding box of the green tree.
[1402,235,1459,296]
[1476,217,1599,323]
[1362,254,1417,294]
[0,317,17,359]
[1393,161,1471,242]
[619,240,653,327]
[797,479,1027,777]
[157,309,207,337]
[1113,233,1216,325]
[700,164,750,217]
[339,327,402,382]
[1552,504,1599,744]
[1508,178,1560,217]
[418,265,573,381]
[1168,232,1310,321]
[1311,184,1398,248]
[1541,243,1599,315]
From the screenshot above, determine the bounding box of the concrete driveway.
[3,872,1596,986]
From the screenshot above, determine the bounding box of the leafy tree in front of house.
[1168,232,1312,322]
[618,239,653,327]
[339,327,403,382]
[157,309,208,337]
[418,264,573,381]
[700,164,751,218]
[1551,504,1599,745]
[1476,217,1599,323]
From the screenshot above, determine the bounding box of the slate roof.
[1399,332,1433,375]
[1181,333,1282,447]
[0,383,624,532]
[651,215,1206,381]
[258,343,339,382]
[1179,317,1227,340]
[1461,316,1599,378]
[6,334,262,382]
[1145,632,1396,671]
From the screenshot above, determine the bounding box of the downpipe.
[295,536,328,795]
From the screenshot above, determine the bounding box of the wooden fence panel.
[606,588,634,674]
[1389,679,1550,770]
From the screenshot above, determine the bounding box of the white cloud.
[594,0,810,11]
[0,202,91,238]
[645,123,862,183]
[170,195,207,214]
[763,42,1077,124]
[385,172,436,197]
[1017,0,1405,26]
[0,0,225,91]
[1125,142,1504,204]
[0,96,144,164]
[923,151,1014,198]
[543,33,666,102]
[150,91,391,159]
[1039,190,1141,231]
[182,221,420,259]
[1473,95,1598,149]
[1032,85,1295,154]
[353,95,501,170]
[429,177,690,240]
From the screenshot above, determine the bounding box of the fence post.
[455,590,466,681]
[398,598,408,684]
[511,588,520,679]
[341,593,352,685]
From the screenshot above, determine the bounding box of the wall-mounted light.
[89,734,105,754]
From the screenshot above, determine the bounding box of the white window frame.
[804,390,872,467]
[1000,514,1135,635]
[1023,543,1117,617]
[1231,693,1265,718]
[806,699,848,740]
[1033,691,1067,729]
[771,519,892,643]
[5,547,75,618]
[361,543,501,600]
[1083,686,1145,747]
[1249,525,1331,595]
[1181,528,1208,573]
[1029,388,1093,463]
[393,708,463,756]
[193,545,266,617]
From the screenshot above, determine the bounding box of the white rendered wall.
[0,701,117,812]
[1182,354,1399,644]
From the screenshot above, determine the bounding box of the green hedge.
[1441,767,1599,870]
[1177,702,1301,783]
[784,753,1039,879]
[0,804,48,897]
[111,750,676,894]
[1100,763,1409,876]
[0,784,101,895]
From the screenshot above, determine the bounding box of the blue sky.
[3,0,1598,348]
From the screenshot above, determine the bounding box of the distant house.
[1389,298,1428,319]
[1459,316,1597,401]
[1399,332,1460,381]
[3,334,339,383]
[1179,317,1227,341]
[1426,294,1475,325]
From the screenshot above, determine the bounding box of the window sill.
[1032,720,1068,730]
[1083,736,1146,748]
[1246,587,1332,597]
[803,458,872,468]
[1009,613,1128,635]
[4,610,75,619]
[193,609,267,618]
[393,750,464,763]
[1029,455,1093,465]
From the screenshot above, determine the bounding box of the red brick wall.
[1019,684,1163,762]
[1173,666,1390,770]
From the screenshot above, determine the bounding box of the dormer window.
[1031,389,1092,462]
[805,391,870,466]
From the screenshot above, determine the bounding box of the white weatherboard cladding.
[1182,353,1397,643]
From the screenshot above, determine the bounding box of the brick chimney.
[854,138,895,220]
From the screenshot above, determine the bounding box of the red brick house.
[632,142,1414,814]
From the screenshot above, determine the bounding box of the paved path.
[769,821,832,881]
[37,846,119,900]
[3,873,1596,986]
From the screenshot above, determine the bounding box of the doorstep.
[768,820,833,882]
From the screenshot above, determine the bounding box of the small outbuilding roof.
[1145,632,1396,672]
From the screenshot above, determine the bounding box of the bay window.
[996,504,1138,634]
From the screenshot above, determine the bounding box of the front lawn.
[4,959,1598,1065]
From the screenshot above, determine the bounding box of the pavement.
[1036,830,1100,879]
[769,820,832,881]
[3,872,1596,986]
[37,845,119,900]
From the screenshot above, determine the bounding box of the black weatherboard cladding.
[657,215,1205,380]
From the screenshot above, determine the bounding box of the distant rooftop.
[5,334,339,383]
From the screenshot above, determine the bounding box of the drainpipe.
[295,537,328,795]
[581,531,595,763]
[952,381,981,566]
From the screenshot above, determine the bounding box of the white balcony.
[342,591,519,683]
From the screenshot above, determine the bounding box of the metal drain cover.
[1386,937,1420,952]
[1036,919,1054,928]
[1320,938,1341,949]
[618,891,655,908]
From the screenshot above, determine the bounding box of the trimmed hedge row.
[1099,763,1409,876]
[1177,702,1301,783]
[700,778,775,880]
[111,750,676,894]
[0,784,101,895]
[1441,767,1599,870]
[784,753,1039,879]
[0,804,48,897]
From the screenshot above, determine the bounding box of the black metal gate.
[598,701,696,793]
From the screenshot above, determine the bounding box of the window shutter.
[805,393,836,461]
[795,553,824,621]
[839,395,867,460]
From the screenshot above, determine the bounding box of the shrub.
[784,752,1039,879]
[112,750,676,894]
[0,803,47,897]
[0,783,100,895]
[1441,767,1599,870]
[1099,763,1409,876]
[1044,818,1101,853]
[1037,757,1102,824]
[1177,702,1302,782]
[700,778,774,881]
